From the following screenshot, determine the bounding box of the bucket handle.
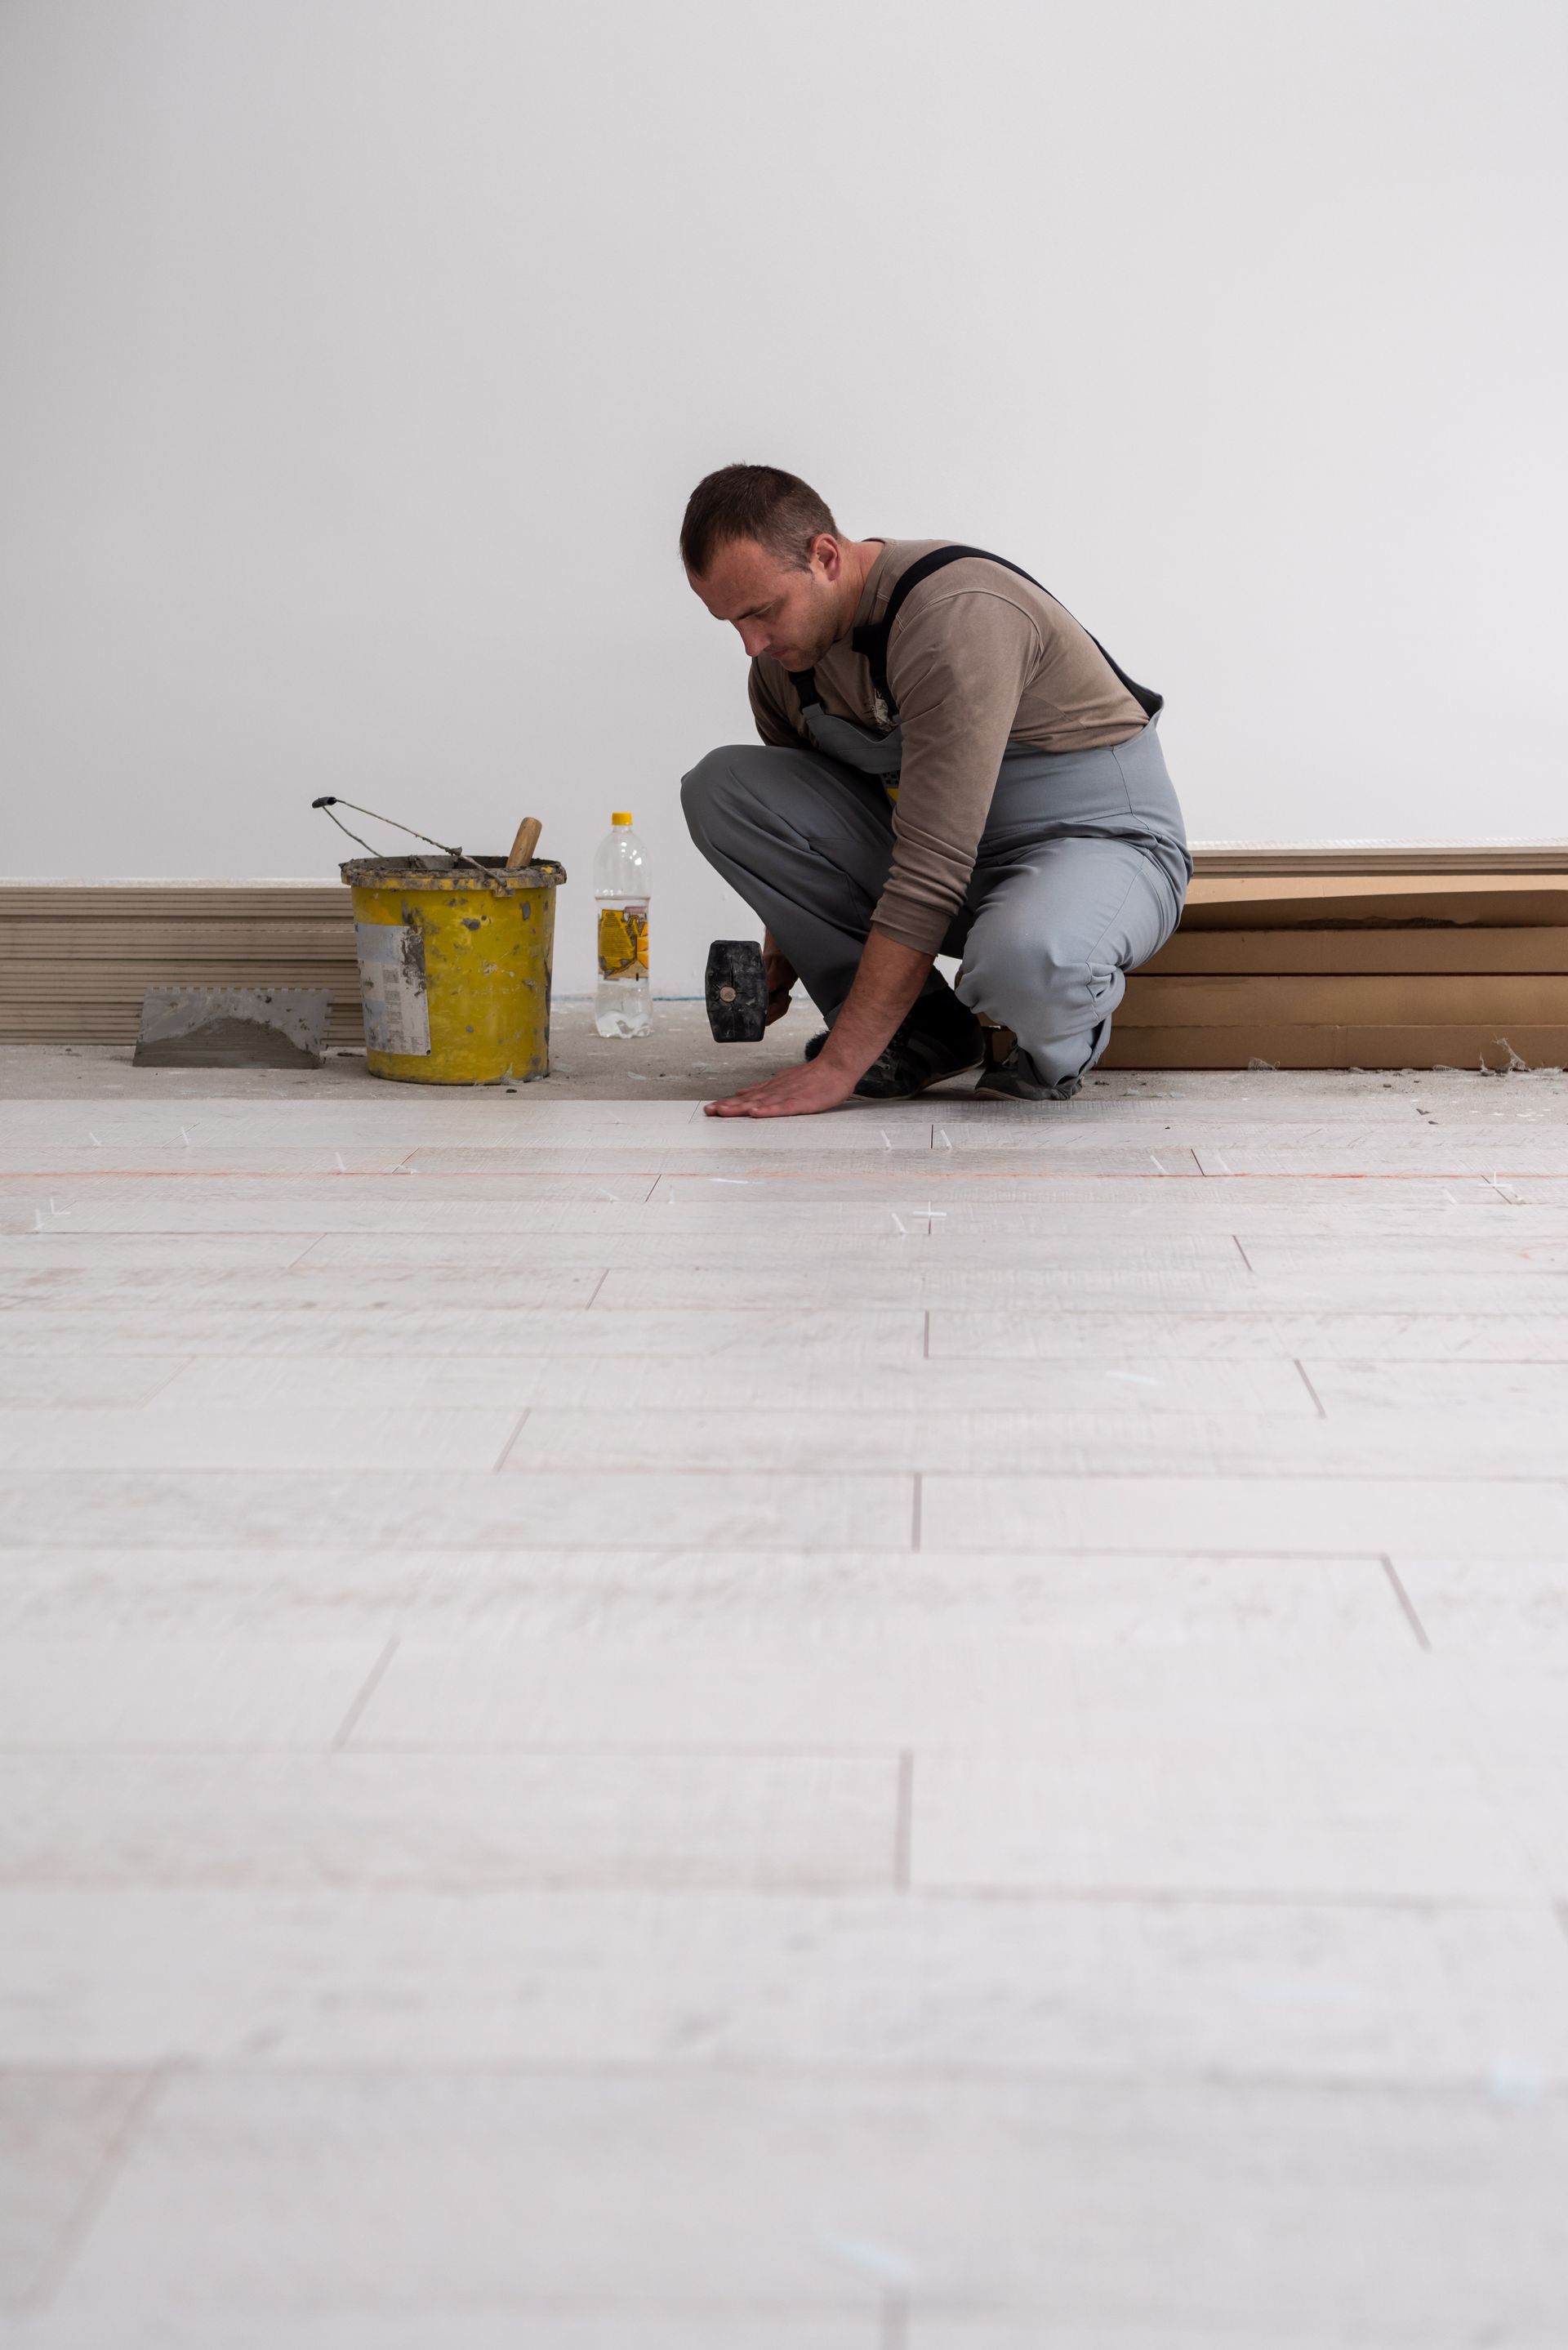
[312,796,496,881]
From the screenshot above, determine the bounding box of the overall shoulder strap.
[849,543,1163,725]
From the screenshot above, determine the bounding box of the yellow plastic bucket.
[341,853,566,1085]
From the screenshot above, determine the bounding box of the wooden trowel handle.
[506,817,542,868]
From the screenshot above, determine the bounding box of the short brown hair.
[679,464,839,575]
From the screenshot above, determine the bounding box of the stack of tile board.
[1109,850,1568,1070]
[0,881,361,1046]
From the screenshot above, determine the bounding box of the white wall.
[2,0,1563,993]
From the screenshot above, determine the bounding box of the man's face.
[688,534,846,670]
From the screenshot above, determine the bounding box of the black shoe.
[973,1045,1080,1102]
[805,999,984,1100]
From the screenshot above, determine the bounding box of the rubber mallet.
[705,939,768,1042]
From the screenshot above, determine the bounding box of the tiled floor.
[2,1030,1568,2347]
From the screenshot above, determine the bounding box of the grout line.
[893,1751,914,1892]
[57,2031,1568,2076]
[582,1269,609,1309]
[922,1310,931,1360]
[492,1407,532,1472]
[1293,1359,1327,1419]
[31,2063,172,2308]
[285,1235,328,1269]
[1379,1555,1432,1652]
[332,1636,400,1748]
[911,1473,923,1550]
[22,1465,1568,1492]
[7,1166,1568,1184]
[135,1355,199,1406]
[1232,1233,1254,1272]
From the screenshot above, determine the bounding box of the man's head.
[682,463,856,670]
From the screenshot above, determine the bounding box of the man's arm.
[748,659,804,750]
[704,927,931,1118]
[762,930,797,1024]
[867,590,1040,953]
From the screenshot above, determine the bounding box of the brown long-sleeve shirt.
[748,538,1152,953]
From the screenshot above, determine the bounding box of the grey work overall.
[682,546,1192,1095]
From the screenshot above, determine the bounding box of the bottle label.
[598,905,648,980]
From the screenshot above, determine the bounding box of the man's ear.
[811,533,844,579]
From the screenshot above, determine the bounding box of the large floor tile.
[0,1265,604,1311]
[150,1355,559,1411]
[0,1305,926,1364]
[0,1361,184,1409]
[354,1630,1421,1755]
[0,1752,897,1890]
[0,1407,522,1475]
[0,1148,419,1177]
[0,1546,428,1638]
[930,1308,1568,1361]
[501,1401,1568,1479]
[0,1234,314,1270]
[2,1888,1566,2082]
[920,1472,1568,1557]
[0,1469,914,1552]
[147,1350,1318,1417]
[593,1263,1260,1311]
[0,1546,1403,1645]
[1193,1139,1568,1176]
[38,2071,1568,2336]
[0,1178,665,1220]
[1242,1233,1568,1275]
[908,2325,1530,2350]
[13,2313,870,2350]
[0,1639,381,1748]
[1305,1358,1568,1414]
[911,1695,1533,1900]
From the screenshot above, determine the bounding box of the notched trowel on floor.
[133,985,331,1070]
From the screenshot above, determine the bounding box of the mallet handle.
[506,817,543,868]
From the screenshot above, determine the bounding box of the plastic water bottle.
[594,811,651,1037]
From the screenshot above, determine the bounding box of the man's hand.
[762,930,796,1026]
[702,1054,860,1118]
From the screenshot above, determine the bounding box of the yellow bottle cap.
[612,811,633,826]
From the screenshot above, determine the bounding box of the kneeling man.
[682,464,1191,1120]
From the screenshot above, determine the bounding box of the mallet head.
[704,939,768,1042]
